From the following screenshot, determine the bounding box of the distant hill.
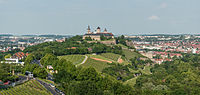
[0,34,13,36]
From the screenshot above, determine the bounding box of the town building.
[1,52,28,65]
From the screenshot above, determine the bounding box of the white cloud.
[148,15,160,20]
[160,3,167,9]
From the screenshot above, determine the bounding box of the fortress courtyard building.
[83,26,114,41]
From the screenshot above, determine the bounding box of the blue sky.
[0,0,199,35]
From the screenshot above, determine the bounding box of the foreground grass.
[58,55,85,65]
[0,80,51,95]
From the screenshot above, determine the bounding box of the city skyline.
[0,0,200,35]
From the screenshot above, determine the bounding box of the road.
[37,79,60,95]
[36,60,53,80]
[16,75,28,84]
[36,60,64,95]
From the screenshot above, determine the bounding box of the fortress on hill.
[83,26,114,41]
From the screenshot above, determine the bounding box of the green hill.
[58,55,85,65]
[0,80,51,95]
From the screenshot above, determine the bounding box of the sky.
[0,0,200,35]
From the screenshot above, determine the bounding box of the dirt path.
[90,57,112,63]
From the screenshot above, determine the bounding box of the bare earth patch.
[90,57,112,63]
[117,56,124,63]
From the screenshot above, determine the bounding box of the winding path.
[76,55,88,66]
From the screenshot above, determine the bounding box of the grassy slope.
[139,66,152,75]
[125,65,152,86]
[0,80,51,95]
[58,55,85,65]
[81,58,110,72]
[81,49,144,72]
[100,53,121,62]
[86,54,114,62]
[124,77,138,86]
[116,44,128,49]
[123,49,142,60]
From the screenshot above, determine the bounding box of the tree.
[142,82,155,90]
[67,81,103,95]
[4,54,11,59]
[77,67,100,82]
[24,54,35,64]
[33,68,48,79]
[100,35,107,41]
[40,53,59,67]
[85,37,92,41]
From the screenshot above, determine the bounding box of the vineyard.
[123,49,142,60]
[100,53,121,61]
[81,58,110,72]
[0,80,51,95]
[87,54,114,62]
[58,55,85,65]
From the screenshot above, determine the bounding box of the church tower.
[87,26,91,34]
[97,27,101,33]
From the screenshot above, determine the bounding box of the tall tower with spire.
[87,26,91,34]
[97,27,101,33]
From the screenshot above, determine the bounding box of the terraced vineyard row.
[82,58,110,72]
[0,80,51,95]
[100,53,121,61]
[58,55,85,65]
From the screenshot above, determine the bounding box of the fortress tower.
[103,28,108,33]
[97,27,101,33]
[87,26,91,34]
